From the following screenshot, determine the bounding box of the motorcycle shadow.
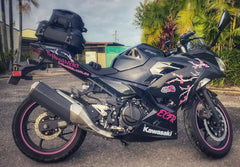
[65,107,240,164]
[65,112,201,164]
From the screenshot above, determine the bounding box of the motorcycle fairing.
[147,55,209,110]
[116,121,177,142]
[29,42,212,141]
[111,43,165,71]
[184,47,218,65]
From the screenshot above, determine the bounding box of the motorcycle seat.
[81,62,118,76]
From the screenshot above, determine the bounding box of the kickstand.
[120,140,129,147]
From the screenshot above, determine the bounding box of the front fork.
[198,88,220,122]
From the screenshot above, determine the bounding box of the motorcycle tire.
[12,96,87,162]
[184,97,232,158]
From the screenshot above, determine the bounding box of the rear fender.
[8,59,47,85]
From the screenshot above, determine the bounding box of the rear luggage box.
[35,9,87,54]
[49,9,87,32]
[36,22,85,53]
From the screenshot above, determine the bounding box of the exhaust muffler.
[29,81,113,138]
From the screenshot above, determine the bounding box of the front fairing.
[184,47,225,79]
[146,50,223,111]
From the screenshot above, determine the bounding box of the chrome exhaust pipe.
[29,81,113,138]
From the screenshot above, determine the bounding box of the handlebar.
[180,31,196,40]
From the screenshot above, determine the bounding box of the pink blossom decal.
[165,58,209,105]
[189,58,209,69]
[161,85,176,93]
[167,73,198,85]
[179,84,194,104]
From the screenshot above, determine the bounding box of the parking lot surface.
[0,74,240,167]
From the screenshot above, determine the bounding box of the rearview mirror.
[218,10,231,32]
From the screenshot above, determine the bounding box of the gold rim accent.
[34,112,61,140]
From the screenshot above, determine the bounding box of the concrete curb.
[207,86,240,95]
[31,71,69,77]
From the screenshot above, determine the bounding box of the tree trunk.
[9,0,14,51]
[17,0,23,64]
[1,0,8,69]
[1,0,9,54]
[0,27,6,70]
[9,0,14,71]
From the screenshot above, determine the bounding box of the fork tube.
[202,88,220,121]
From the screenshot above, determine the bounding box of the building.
[84,42,124,67]
[0,21,19,52]
[22,29,39,59]
[21,29,128,67]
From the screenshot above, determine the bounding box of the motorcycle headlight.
[215,57,226,73]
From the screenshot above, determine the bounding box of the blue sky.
[1,0,144,46]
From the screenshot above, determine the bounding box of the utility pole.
[9,0,14,71]
[17,0,23,64]
[114,30,117,42]
[1,0,8,53]
[113,30,118,43]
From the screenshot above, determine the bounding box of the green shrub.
[0,60,6,73]
[20,53,31,61]
[212,49,240,86]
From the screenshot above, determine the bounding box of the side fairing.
[147,56,209,110]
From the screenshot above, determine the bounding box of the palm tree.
[17,0,23,64]
[17,0,39,64]
[203,0,239,50]
[8,0,14,71]
[1,0,8,68]
[175,0,240,50]
[134,0,176,47]
[175,0,206,35]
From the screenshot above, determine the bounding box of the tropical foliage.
[0,0,39,73]
[134,0,240,86]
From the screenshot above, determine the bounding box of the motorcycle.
[9,10,232,162]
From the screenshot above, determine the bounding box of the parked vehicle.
[9,9,232,162]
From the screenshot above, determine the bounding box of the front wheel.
[184,97,232,158]
[12,96,87,162]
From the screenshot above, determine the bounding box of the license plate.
[8,75,21,85]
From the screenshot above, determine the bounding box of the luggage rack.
[34,41,82,56]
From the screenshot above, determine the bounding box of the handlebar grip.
[180,31,195,40]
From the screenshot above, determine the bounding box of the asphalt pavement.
[0,73,240,167]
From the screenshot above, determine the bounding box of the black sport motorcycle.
[9,10,233,162]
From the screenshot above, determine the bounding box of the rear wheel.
[184,97,232,158]
[12,96,86,162]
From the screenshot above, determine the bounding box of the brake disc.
[34,112,61,140]
[203,107,227,142]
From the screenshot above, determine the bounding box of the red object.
[12,71,22,77]
[30,46,41,55]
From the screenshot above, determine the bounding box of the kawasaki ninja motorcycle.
[9,10,232,162]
